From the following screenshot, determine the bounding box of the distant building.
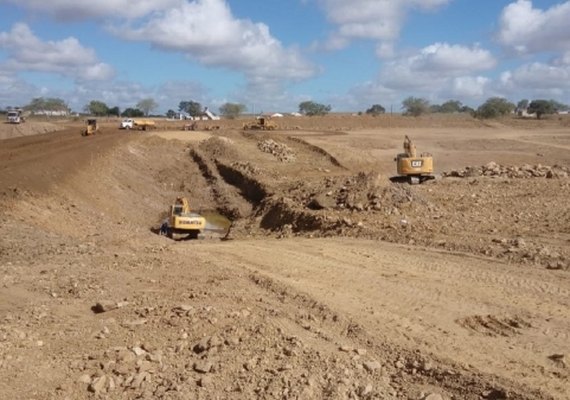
[32,109,69,117]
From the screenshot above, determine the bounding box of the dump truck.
[6,109,24,124]
[163,197,206,240]
[82,119,99,136]
[390,135,434,184]
[243,116,277,131]
[120,118,156,131]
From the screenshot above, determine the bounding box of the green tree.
[475,97,515,119]
[440,100,462,113]
[460,105,475,115]
[108,106,120,117]
[365,104,386,116]
[299,101,331,116]
[219,103,246,119]
[178,100,203,117]
[121,108,144,118]
[166,109,177,119]
[517,99,529,111]
[25,97,69,112]
[402,97,430,116]
[136,98,158,116]
[547,99,569,112]
[86,100,109,116]
[527,99,556,119]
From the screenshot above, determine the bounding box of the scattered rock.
[363,360,381,372]
[194,360,213,373]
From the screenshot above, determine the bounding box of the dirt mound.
[0,121,66,140]
[257,139,296,162]
[443,162,569,179]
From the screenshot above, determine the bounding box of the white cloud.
[451,76,490,98]
[317,0,451,51]
[112,0,316,93]
[498,0,570,54]
[500,62,570,95]
[380,43,496,90]
[0,23,114,81]
[4,0,182,20]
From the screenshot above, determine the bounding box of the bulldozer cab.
[83,119,98,136]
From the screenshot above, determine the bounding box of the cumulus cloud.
[0,23,114,81]
[317,0,451,52]
[112,0,316,93]
[500,61,570,98]
[3,0,182,20]
[380,43,496,90]
[498,0,570,54]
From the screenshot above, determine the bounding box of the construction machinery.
[82,119,99,136]
[6,109,24,124]
[390,135,434,184]
[120,118,156,131]
[163,197,206,239]
[243,116,277,131]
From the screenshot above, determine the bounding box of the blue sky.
[0,0,569,113]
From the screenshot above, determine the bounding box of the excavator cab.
[390,135,435,184]
[166,197,206,239]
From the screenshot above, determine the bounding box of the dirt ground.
[0,116,569,400]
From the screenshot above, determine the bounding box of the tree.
[460,105,475,115]
[121,108,144,118]
[475,97,515,119]
[298,101,331,116]
[365,104,386,116]
[25,97,69,112]
[402,97,430,116]
[440,100,462,113]
[517,99,529,111]
[86,100,109,116]
[136,98,158,116]
[527,100,556,119]
[219,103,246,119]
[547,99,569,112]
[178,100,203,118]
[108,106,120,117]
[166,109,177,119]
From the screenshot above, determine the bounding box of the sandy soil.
[0,116,569,399]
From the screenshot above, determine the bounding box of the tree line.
[10,96,569,120]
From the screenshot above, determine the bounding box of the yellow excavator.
[163,197,206,239]
[390,135,434,184]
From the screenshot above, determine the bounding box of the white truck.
[7,109,24,124]
[120,118,155,131]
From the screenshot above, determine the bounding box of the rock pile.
[258,139,296,162]
[443,162,569,179]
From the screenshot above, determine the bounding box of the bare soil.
[0,116,569,400]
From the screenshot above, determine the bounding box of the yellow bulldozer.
[390,135,434,184]
[243,116,277,131]
[162,197,206,239]
[82,119,99,136]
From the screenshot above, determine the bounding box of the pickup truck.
[120,118,155,130]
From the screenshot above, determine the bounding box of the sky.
[0,0,569,114]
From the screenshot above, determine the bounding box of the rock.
[363,360,381,372]
[198,376,213,387]
[356,349,367,356]
[130,372,149,389]
[132,347,146,357]
[359,384,373,396]
[339,345,352,352]
[424,394,444,400]
[78,374,92,384]
[92,301,118,313]
[194,361,213,373]
[88,375,107,393]
[309,194,337,210]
